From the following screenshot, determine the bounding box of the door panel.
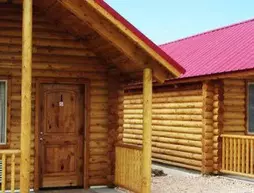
[39,84,84,188]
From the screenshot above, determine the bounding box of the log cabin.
[0,0,185,193]
[123,19,254,178]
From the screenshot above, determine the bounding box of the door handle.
[40,138,43,141]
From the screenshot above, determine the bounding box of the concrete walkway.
[152,163,254,193]
[36,188,121,193]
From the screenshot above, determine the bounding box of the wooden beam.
[57,0,170,83]
[141,68,152,193]
[20,0,33,192]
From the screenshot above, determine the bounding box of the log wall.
[201,82,214,173]
[123,80,228,174]
[223,79,246,135]
[201,81,224,174]
[0,4,117,188]
[212,82,223,173]
[123,84,203,171]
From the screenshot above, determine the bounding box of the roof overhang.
[15,0,186,83]
[87,0,186,77]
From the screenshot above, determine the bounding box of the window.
[248,83,254,133]
[0,81,7,144]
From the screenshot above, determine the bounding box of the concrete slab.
[36,188,120,193]
[92,188,122,193]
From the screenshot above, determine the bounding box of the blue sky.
[105,0,254,45]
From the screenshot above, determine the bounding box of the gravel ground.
[152,164,254,193]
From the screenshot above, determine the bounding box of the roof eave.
[89,0,186,78]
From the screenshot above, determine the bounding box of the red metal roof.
[160,18,254,79]
[94,0,185,74]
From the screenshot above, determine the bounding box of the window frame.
[0,80,8,145]
[0,77,11,148]
[247,82,254,135]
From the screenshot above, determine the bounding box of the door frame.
[34,77,90,190]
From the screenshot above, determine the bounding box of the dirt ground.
[151,164,254,193]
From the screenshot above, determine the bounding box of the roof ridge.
[160,17,254,47]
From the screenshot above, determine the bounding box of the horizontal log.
[123,124,202,134]
[124,89,201,99]
[224,100,245,106]
[224,93,245,99]
[224,79,245,86]
[124,119,203,127]
[124,102,203,109]
[223,126,245,132]
[223,120,245,126]
[124,114,202,121]
[224,112,245,119]
[90,148,109,156]
[123,108,202,115]
[224,106,245,112]
[0,36,87,49]
[89,178,108,186]
[224,87,245,93]
[152,147,202,160]
[89,133,108,140]
[152,142,201,154]
[152,153,201,167]
[123,137,202,147]
[124,96,202,104]
[153,158,201,171]
[0,28,77,40]
[123,132,202,142]
[152,133,202,141]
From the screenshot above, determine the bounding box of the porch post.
[141,68,152,193]
[20,0,33,192]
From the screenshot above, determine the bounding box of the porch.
[221,134,254,177]
[0,0,184,193]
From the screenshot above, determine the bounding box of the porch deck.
[35,188,121,193]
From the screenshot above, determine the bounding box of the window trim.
[247,82,254,135]
[0,76,11,148]
[0,80,8,145]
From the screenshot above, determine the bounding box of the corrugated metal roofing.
[160,18,254,79]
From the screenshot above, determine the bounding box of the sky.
[105,0,254,45]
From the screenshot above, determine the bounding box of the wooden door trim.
[34,77,90,190]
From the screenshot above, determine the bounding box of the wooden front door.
[39,84,84,188]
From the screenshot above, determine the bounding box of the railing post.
[20,0,33,192]
[141,68,152,193]
[1,154,6,192]
[11,154,15,193]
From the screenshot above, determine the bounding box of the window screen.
[0,81,7,144]
[248,83,254,133]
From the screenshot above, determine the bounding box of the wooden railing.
[115,144,142,193]
[221,134,254,177]
[0,149,21,193]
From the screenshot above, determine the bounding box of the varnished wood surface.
[115,146,142,193]
[0,3,116,189]
[20,0,33,192]
[39,84,84,188]
[141,68,152,193]
[201,82,214,174]
[221,135,254,178]
[123,83,203,171]
[223,79,246,135]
